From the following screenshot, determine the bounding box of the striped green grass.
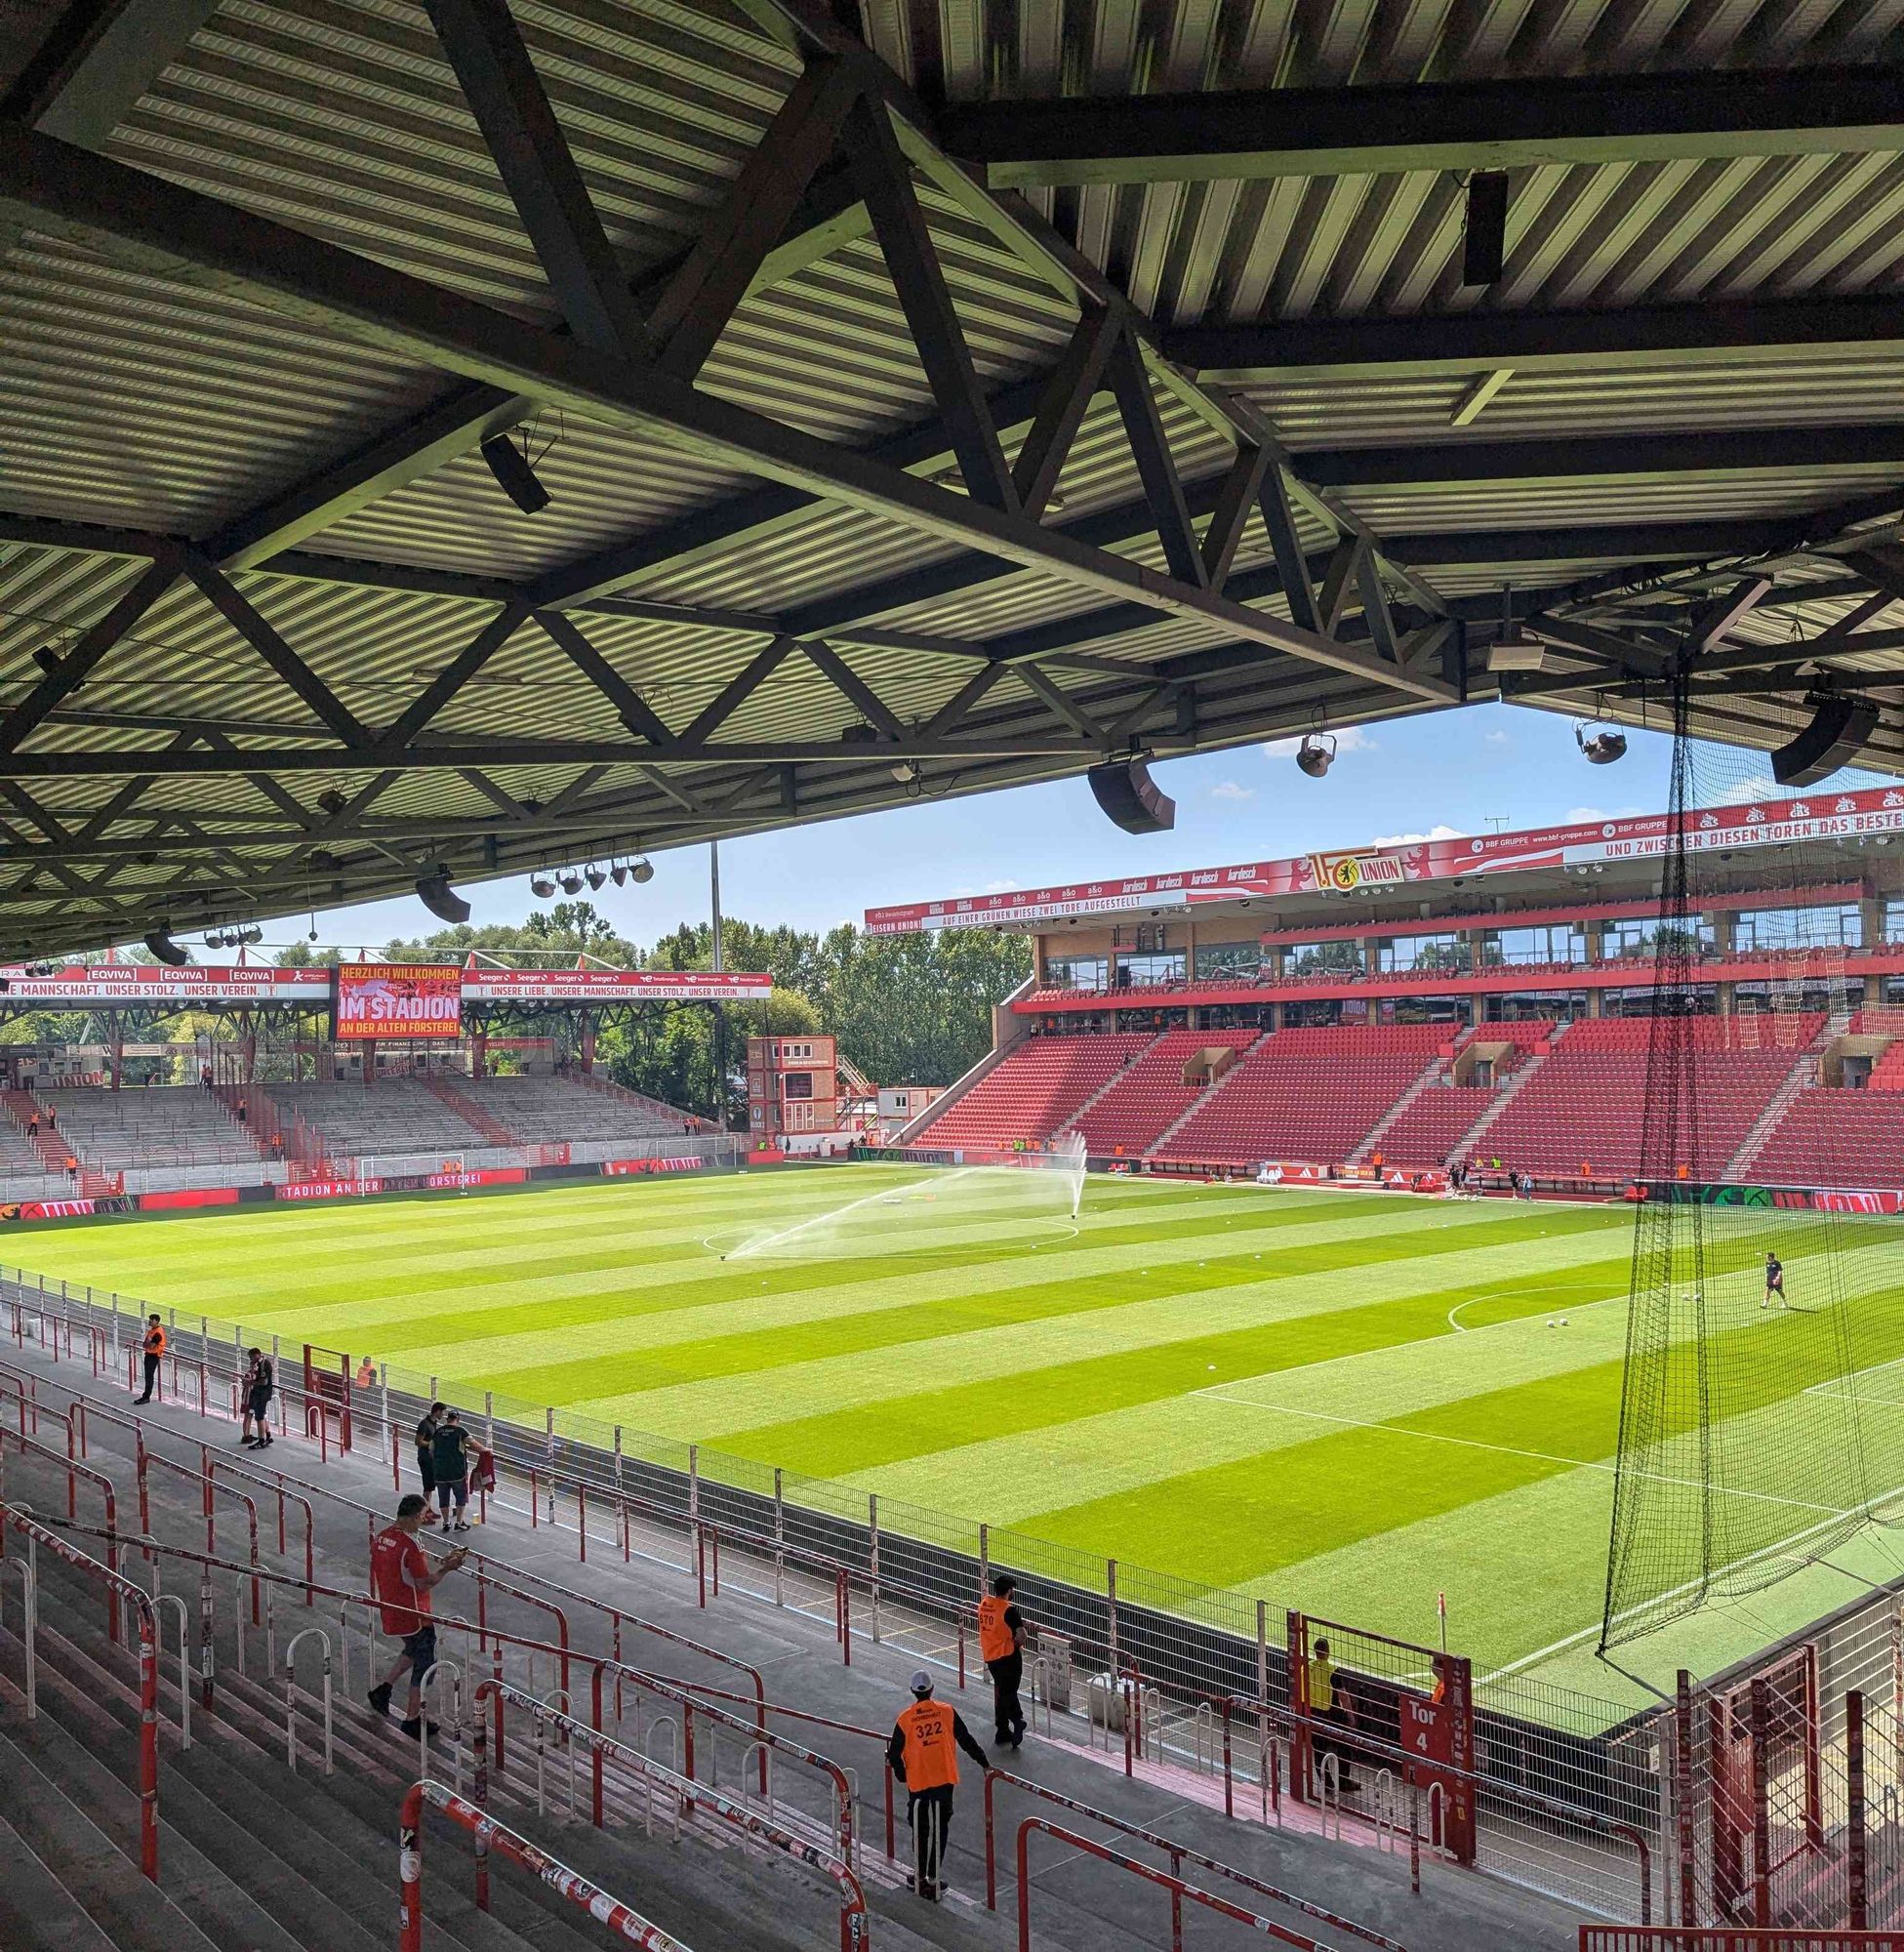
[23,1165,1904,1706]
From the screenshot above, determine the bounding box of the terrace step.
[1348,1044,1456,1164]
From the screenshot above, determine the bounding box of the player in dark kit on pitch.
[1763,1250,1786,1311]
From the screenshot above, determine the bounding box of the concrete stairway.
[1056,1029,1169,1140]
[1726,1013,1842,1180]
[1444,1023,1569,1163]
[1142,1028,1274,1158]
[424,1073,524,1146]
[1348,1041,1460,1165]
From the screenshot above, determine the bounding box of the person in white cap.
[886,1669,989,1901]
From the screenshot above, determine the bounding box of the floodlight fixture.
[585,865,607,891]
[530,874,556,899]
[630,857,655,884]
[559,870,584,895]
[1295,732,1335,779]
[1575,723,1628,766]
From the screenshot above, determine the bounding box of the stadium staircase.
[1346,1041,1464,1166]
[1064,1030,1257,1159]
[916,1034,1152,1152]
[1141,1030,1274,1157]
[1723,1018,1838,1181]
[422,1073,524,1147]
[2,1088,117,1198]
[0,1324,1583,1952]
[1152,1026,1448,1167]
[1428,1024,1566,1169]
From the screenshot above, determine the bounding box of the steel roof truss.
[420,0,648,359]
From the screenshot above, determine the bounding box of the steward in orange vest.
[886,1672,988,1903]
[977,1572,1028,1749]
[135,1315,167,1404]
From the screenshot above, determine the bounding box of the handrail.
[399,1778,691,1952]
[37,1520,874,1876]
[1017,1817,1331,1952]
[37,1362,764,1718]
[472,1679,869,1952]
[982,1767,1401,1950]
[1,1500,157,1879]
[202,1446,315,1606]
[0,1428,121,1638]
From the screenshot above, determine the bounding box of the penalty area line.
[1446,1287,1621,1333]
[1194,1392,1852,1519]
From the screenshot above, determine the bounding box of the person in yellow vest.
[885,1671,989,1902]
[135,1315,166,1404]
[977,1573,1027,1749]
[1307,1635,1359,1793]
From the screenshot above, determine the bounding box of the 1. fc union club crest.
[1308,849,1410,895]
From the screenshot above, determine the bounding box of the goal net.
[1600,669,1904,1648]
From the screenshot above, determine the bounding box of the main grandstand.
[883,791,1904,1197]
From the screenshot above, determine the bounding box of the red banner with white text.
[335,963,463,1039]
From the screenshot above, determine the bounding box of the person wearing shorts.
[368,1494,466,1736]
[240,1347,274,1448]
[1763,1251,1786,1310]
[430,1408,471,1531]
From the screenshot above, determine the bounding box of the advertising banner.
[425,1166,526,1190]
[602,1156,707,1176]
[140,1187,242,1211]
[0,964,331,1004]
[278,1178,383,1200]
[462,969,772,1003]
[335,963,463,1039]
[0,1197,97,1220]
[867,783,1904,932]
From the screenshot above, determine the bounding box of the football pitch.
[20,1164,1904,1714]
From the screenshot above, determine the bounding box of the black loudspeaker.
[1462,172,1510,286]
[1770,695,1879,788]
[1087,757,1175,834]
[480,433,551,514]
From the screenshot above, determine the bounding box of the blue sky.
[279,701,1730,952]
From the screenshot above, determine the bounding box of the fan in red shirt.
[368,1494,466,1736]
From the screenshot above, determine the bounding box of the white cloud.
[1484,729,1510,747]
[1261,724,1379,758]
[1565,805,1649,824]
[1209,780,1257,803]
[983,878,1019,894]
[1371,823,1468,845]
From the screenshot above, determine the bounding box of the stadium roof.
[1,0,1903,962]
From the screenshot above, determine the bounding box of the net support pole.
[1749,1678,1771,1930]
[868,1495,880,1644]
[978,1524,989,1595]
[1848,1688,1869,1930]
[1675,1670,1696,1929]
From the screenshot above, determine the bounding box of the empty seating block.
[1752,1089,1904,1185]
[1475,1014,1823,1178]
[922,1035,1151,1150]
[267,1080,494,1164]
[1155,1025,1446,1166]
[32,1085,273,1191]
[1066,1030,1259,1157]
[1375,1086,1496,1167]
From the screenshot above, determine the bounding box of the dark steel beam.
[942,66,1904,186]
[1166,295,1904,382]
[5,0,222,143]
[533,610,673,743]
[647,60,863,382]
[1298,424,1904,489]
[181,552,373,748]
[379,604,528,748]
[420,0,648,357]
[0,556,180,755]
[842,95,1016,512]
[1105,332,1204,586]
[1013,307,1120,522]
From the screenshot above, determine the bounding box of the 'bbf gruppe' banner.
[335,962,463,1039]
